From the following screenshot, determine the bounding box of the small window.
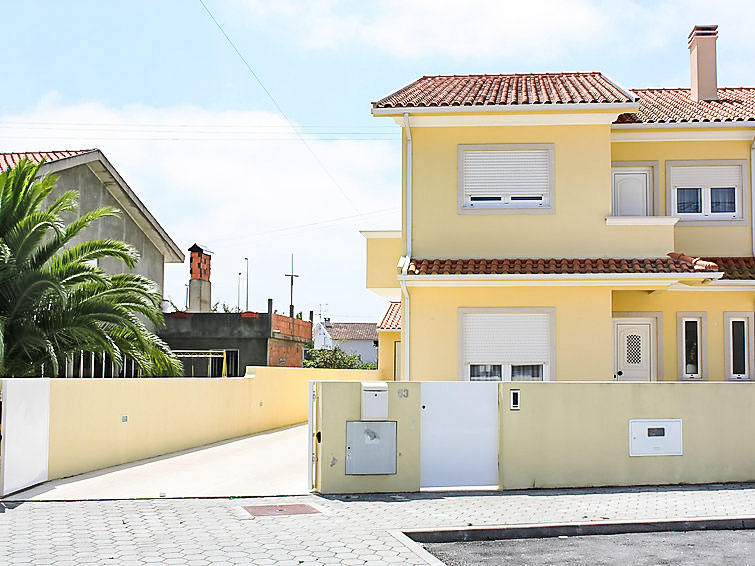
[511,364,544,381]
[683,319,701,378]
[670,164,743,221]
[470,364,503,381]
[678,315,705,380]
[460,145,554,212]
[725,314,752,380]
[676,188,702,214]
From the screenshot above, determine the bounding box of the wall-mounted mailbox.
[629,419,682,456]
[345,421,397,475]
[361,382,389,421]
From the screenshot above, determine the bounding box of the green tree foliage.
[0,159,182,377]
[304,344,377,370]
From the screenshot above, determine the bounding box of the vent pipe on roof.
[689,25,719,102]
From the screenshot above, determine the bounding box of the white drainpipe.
[401,112,412,381]
[751,138,755,256]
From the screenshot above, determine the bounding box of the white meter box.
[345,421,397,475]
[361,382,389,421]
[629,419,682,457]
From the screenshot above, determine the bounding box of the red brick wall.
[190,251,211,281]
[268,339,304,367]
[272,313,312,340]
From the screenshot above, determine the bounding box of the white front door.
[612,169,651,216]
[614,322,653,381]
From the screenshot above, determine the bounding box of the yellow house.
[364,25,755,384]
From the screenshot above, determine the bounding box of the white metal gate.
[0,379,51,496]
[420,381,499,488]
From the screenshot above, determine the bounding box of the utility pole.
[237,272,242,311]
[284,254,299,334]
[244,257,249,311]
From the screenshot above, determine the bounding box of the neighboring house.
[159,245,312,374]
[312,319,378,364]
[377,301,401,380]
[0,149,183,293]
[363,25,755,383]
[0,149,184,377]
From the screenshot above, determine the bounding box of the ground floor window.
[461,308,554,382]
[725,313,754,380]
[677,313,706,380]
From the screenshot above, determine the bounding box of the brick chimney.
[689,25,718,102]
[188,243,212,312]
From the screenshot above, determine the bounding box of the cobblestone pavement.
[3,483,755,565]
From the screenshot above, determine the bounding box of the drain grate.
[242,504,320,517]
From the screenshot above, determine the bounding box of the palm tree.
[0,158,182,377]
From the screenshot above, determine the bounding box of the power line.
[197,0,362,213]
[2,120,396,129]
[211,206,400,246]
[0,135,397,142]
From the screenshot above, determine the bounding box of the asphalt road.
[425,530,755,565]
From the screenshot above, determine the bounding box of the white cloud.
[0,97,401,322]
[229,0,755,76]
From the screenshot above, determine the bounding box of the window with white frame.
[462,310,553,381]
[725,313,754,380]
[669,164,744,220]
[678,314,705,379]
[459,145,554,212]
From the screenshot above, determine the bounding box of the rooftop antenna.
[285,253,299,320]
[237,272,242,311]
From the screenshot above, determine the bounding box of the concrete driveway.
[7,424,309,500]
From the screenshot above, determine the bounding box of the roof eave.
[372,101,641,117]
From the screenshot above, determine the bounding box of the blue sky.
[2,0,754,322]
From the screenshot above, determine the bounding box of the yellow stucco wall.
[612,290,755,381]
[408,124,678,259]
[377,331,401,381]
[315,381,420,493]
[314,381,755,494]
[407,286,614,380]
[611,138,753,256]
[362,233,401,293]
[47,368,385,480]
[499,382,755,489]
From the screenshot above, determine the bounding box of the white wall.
[339,339,378,364]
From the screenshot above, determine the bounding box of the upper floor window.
[459,144,555,213]
[668,162,745,221]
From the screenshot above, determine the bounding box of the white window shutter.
[463,150,550,197]
[463,313,550,364]
[671,165,742,188]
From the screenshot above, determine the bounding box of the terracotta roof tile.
[326,322,378,341]
[407,255,723,276]
[0,150,96,171]
[616,88,755,124]
[378,301,401,331]
[374,73,634,108]
[704,257,755,280]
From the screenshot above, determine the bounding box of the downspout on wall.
[751,138,755,257]
[401,112,412,381]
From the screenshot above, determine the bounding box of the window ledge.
[605,216,680,226]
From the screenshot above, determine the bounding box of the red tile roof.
[407,255,723,276]
[374,73,634,109]
[704,257,755,280]
[378,301,401,331]
[325,322,378,341]
[617,88,755,124]
[0,150,96,171]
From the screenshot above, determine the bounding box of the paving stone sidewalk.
[3,483,755,565]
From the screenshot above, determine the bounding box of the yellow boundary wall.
[47,367,383,480]
[314,381,755,493]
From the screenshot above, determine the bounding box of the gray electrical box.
[345,421,397,475]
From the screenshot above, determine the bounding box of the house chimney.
[188,243,212,312]
[688,25,718,102]
[324,317,332,328]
